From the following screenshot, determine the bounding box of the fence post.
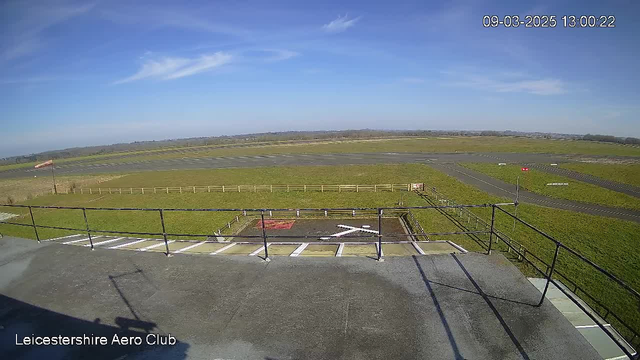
[377,208,384,261]
[130,188,133,194]
[322,185,324,193]
[82,208,94,250]
[260,211,270,262]
[488,205,496,255]
[271,185,273,193]
[89,188,92,195]
[142,188,144,194]
[99,188,102,195]
[193,186,196,194]
[538,243,560,307]
[28,206,40,243]
[208,186,211,193]
[223,185,225,193]
[159,209,171,257]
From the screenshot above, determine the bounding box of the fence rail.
[71,183,420,195]
[418,187,640,358]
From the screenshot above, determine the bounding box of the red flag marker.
[521,167,529,172]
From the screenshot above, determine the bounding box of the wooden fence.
[73,183,421,195]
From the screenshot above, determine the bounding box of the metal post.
[82,208,93,250]
[538,243,560,306]
[488,205,496,254]
[51,162,58,195]
[260,211,270,261]
[377,208,384,261]
[28,206,40,242]
[159,209,171,257]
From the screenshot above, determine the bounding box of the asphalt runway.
[0,152,573,179]
[3,151,639,223]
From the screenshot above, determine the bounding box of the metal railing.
[418,188,639,358]
[71,183,420,195]
[0,200,638,358]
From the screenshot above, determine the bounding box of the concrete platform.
[0,236,601,359]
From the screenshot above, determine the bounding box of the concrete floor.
[0,236,601,360]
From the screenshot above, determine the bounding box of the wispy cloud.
[322,15,361,33]
[263,49,299,62]
[442,69,568,95]
[1,1,96,61]
[114,52,232,84]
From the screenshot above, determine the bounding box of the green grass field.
[460,163,640,211]
[560,162,640,187]
[95,164,430,187]
[1,163,638,340]
[4,136,640,172]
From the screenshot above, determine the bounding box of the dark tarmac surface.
[0,236,601,360]
[0,152,576,179]
[235,217,408,242]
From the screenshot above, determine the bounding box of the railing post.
[159,209,171,257]
[28,206,40,243]
[261,211,270,262]
[538,243,560,306]
[82,208,93,250]
[377,208,384,262]
[488,205,496,254]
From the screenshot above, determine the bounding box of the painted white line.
[330,228,360,237]
[575,324,610,329]
[43,234,81,242]
[290,243,309,257]
[63,236,99,245]
[412,242,426,255]
[336,243,345,257]
[84,237,124,247]
[606,354,634,360]
[139,240,174,252]
[174,241,206,254]
[108,239,146,249]
[447,241,468,253]
[249,244,271,256]
[337,224,379,234]
[211,243,236,255]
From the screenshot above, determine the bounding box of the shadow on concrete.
[0,293,189,360]
[451,254,530,360]
[412,256,464,360]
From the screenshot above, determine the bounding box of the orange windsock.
[34,160,54,169]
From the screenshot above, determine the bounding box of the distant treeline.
[1,129,634,165]
[582,134,640,145]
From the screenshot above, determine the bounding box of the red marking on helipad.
[256,220,296,230]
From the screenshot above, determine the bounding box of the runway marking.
[84,237,124,247]
[412,241,426,255]
[336,243,345,257]
[43,234,81,242]
[63,236,100,245]
[575,324,610,329]
[139,240,174,251]
[210,243,236,255]
[249,244,271,256]
[108,239,146,249]
[290,243,309,257]
[174,241,206,253]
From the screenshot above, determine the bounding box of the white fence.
[73,183,423,195]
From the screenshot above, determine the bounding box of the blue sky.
[1,0,639,157]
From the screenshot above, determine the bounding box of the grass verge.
[459,163,640,211]
[560,162,640,188]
